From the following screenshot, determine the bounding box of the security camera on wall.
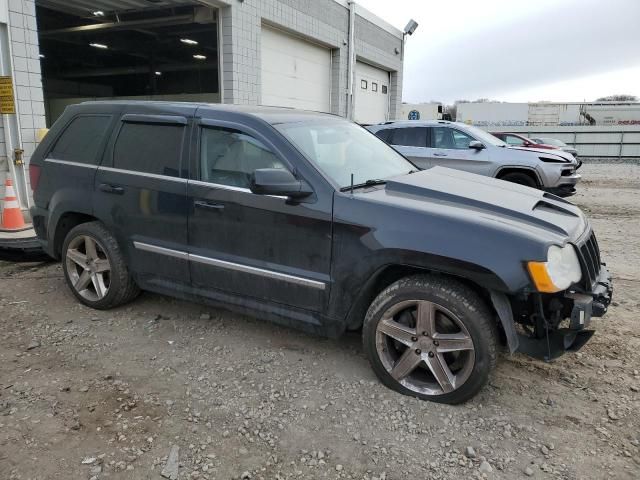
[404,19,419,36]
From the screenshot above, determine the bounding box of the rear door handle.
[194,200,225,211]
[433,152,448,157]
[99,183,125,194]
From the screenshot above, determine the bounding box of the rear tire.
[363,274,498,404]
[499,172,538,189]
[62,221,139,310]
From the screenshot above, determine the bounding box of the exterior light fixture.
[90,43,108,49]
[155,71,162,76]
[93,11,105,17]
[193,54,207,60]
[180,38,198,45]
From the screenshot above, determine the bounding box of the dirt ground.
[1,163,639,480]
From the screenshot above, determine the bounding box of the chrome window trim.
[189,179,250,193]
[133,241,325,290]
[98,166,188,183]
[189,179,287,199]
[45,158,98,169]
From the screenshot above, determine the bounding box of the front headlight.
[527,244,582,293]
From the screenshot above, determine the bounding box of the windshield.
[276,120,415,188]
[458,124,508,147]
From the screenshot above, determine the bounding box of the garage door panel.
[355,61,390,124]
[261,26,331,112]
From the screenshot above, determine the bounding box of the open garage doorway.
[36,1,220,125]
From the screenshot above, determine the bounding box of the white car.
[367,121,581,197]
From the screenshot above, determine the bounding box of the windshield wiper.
[340,179,387,192]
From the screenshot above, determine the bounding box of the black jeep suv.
[30,101,612,404]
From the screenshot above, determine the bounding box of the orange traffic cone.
[1,178,27,231]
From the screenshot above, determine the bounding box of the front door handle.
[99,183,125,194]
[194,200,225,211]
[433,152,448,157]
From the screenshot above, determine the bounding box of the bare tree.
[595,94,638,102]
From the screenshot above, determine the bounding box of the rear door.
[387,127,430,169]
[93,111,191,285]
[428,126,492,175]
[186,117,333,313]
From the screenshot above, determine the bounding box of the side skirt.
[135,275,346,338]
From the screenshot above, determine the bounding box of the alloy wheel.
[375,300,475,396]
[65,235,111,301]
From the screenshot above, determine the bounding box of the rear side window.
[389,127,428,148]
[113,122,185,177]
[374,129,392,142]
[49,115,111,164]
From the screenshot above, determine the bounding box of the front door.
[428,127,492,175]
[187,121,333,312]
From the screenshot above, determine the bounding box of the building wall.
[218,0,404,119]
[0,0,45,204]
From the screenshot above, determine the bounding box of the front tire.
[363,275,497,404]
[62,221,140,310]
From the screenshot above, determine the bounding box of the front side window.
[504,134,525,146]
[450,129,475,149]
[200,127,286,189]
[49,115,112,164]
[390,127,428,148]
[113,122,184,177]
[277,120,414,189]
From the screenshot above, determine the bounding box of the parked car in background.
[30,102,612,404]
[367,121,581,196]
[492,132,559,150]
[531,137,579,158]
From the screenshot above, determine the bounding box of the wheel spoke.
[93,259,111,273]
[434,332,474,353]
[390,348,423,381]
[75,270,92,291]
[415,301,436,336]
[378,318,416,347]
[84,236,98,261]
[66,249,88,268]
[91,273,108,299]
[425,352,455,393]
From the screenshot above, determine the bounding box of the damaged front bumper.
[490,266,613,362]
[518,265,613,361]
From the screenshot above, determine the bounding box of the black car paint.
[31,101,610,354]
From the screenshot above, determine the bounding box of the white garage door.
[354,62,390,124]
[261,26,331,112]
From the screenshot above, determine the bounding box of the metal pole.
[0,22,27,209]
[346,1,356,120]
[619,131,624,160]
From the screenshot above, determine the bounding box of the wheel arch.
[495,166,542,188]
[344,261,507,333]
[52,211,99,259]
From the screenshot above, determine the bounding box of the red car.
[492,132,559,150]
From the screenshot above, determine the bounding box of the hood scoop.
[533,199,579,217]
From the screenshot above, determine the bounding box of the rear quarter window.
[49,115,112,165]
[113,122,185,177]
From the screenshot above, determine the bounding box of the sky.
[357,0,640,105]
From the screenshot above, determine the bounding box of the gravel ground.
[1,164,639,480]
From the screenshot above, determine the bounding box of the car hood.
[373,167,588,242]
[507,146,576,163]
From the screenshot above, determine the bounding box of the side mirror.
[468,140,485,150]
[250,168,313,199]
